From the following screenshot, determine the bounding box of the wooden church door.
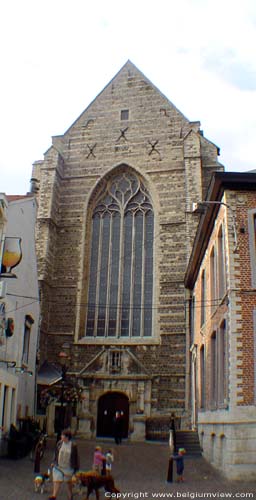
[97,391,129,438]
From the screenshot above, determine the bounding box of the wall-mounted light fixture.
[15,367,33,376]
[1,237,22,278]
[0,359,16,368]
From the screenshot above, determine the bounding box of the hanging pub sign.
[1,237,22,278]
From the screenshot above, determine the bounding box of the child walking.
[105,449,114,476]
[92,446,106,474]
[173,448,186,482]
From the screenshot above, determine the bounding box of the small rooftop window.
[121,109,129,121]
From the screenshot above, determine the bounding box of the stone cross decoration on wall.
[148,139,161,159]
[86,144,97,159]
[117,127,129,142]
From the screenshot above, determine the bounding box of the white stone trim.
[248,208,256,287]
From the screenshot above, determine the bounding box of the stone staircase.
[175,430,202,455]
[145,418,201,455]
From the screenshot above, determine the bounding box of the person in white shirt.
[48,429,79,500]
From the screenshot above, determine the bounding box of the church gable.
[46,60,201,171]
[65,60,189,135]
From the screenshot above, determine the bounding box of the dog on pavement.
[34,471,50,494]
[72,470,120,500]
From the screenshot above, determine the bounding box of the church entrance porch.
[97,391,129,438]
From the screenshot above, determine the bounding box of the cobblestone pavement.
[0,438,255,500]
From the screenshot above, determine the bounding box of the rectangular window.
[210,332,217,407]
[17,403,21,419]
[121,109,129,120]
[210,247,216,312]
[218,320,227,405]
[2,386,8,428]
[22,315,34,365]
[200,345,205,408]
[217,226,226,299]
[248,210,256,287]
[190,296,195,344]
[200,270,206,327]
[10,388,16,424]
[109,350,122,373]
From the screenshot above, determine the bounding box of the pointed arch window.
[86,171,154,338]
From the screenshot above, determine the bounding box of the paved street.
[0,438,255,500]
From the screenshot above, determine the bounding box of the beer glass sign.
[2,237,22,277]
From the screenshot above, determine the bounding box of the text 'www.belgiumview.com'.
[104,492,255,499]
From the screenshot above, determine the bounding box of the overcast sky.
[1,0,256,195]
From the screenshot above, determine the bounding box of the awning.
[37,360,62,386]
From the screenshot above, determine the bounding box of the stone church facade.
[32,61,223,439]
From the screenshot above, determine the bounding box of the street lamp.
[58,351,69,436]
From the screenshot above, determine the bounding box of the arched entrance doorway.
[97,391,129,438]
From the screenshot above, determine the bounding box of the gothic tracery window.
[86,171,154,338]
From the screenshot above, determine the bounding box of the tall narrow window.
[86,171,154,338]
[2,386,8,429]
[218,320,227,405]
[22,315,34,365]
[210,247,216,312]
[200,345,205,408]
[190,295,195,344]
[200,270,206,327]
[248,210,256,287]
[210,331,217,407]
[109,350,122,373]
[217,226,226,299]
[10,388,16,424]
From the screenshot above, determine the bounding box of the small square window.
[121,109,129,121]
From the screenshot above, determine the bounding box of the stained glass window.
[85,171,154,338]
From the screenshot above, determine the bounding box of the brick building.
[185,171,256,479]
[32,61,223,439]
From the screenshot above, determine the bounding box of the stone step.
[175,430,202,455]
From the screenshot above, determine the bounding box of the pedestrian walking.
[113,410,124,444]
[173,448,186,483]
[105,449,114,476]
[48,429,79,500]
[169,412,176,452]
[92,446,106,474]
[167,429,175,483]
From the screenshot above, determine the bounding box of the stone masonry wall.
[34,61,223,420]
